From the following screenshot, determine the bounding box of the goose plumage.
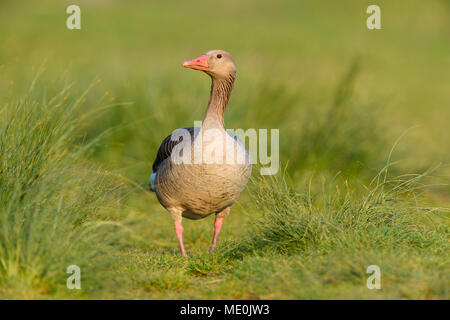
[149,50,251,256]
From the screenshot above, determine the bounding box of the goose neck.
[202,74,235,129]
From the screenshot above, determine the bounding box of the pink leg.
[174,221,187,257]
[209,216,224,253]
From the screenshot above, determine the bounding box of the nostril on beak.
[183,54,209,70]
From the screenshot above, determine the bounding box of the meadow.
[0,0,448,299]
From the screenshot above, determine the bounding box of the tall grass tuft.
[224,164,448,257]
[0,77,126,298]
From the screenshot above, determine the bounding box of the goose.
[149,50,252,256]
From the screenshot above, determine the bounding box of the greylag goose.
[149,50,251,256]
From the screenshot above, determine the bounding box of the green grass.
[0,0,448,299]
[0,77,131,298]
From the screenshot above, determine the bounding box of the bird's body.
[149,50,251,256]
[153,127,251,220]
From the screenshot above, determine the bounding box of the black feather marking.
[152,127,196,172]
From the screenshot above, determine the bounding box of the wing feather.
[151,127,196,172]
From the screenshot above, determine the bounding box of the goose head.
[183,50,236,79]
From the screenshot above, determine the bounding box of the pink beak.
[183,54,209,71]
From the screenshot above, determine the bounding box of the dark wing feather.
[152,127,196,172]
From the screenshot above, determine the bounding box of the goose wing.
[152,127,196,172]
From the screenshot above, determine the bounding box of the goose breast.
[155,128,251,218]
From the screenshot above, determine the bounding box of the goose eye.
[217,54,222,59]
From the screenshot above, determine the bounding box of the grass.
[0,78,128,298]
[0,0,448,299]
[108,166,448,299]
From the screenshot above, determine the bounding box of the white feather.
[150,172,157,192]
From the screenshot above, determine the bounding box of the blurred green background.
[1,0,449,177]
[0,0,448,299]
